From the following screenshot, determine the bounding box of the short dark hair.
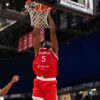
[41,41,51,49]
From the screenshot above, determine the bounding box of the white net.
[25,2,49,28]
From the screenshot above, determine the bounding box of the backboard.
[60,0,97,15]
[35,0,100,17]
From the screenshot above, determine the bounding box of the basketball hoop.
[25,1,51,28]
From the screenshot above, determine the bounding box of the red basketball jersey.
[32,48,58,78]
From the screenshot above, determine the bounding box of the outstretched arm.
[0,75,20,96]
[33,27,41,56]
[48,11,58,56]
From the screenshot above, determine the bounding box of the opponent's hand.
[11,75,20,84]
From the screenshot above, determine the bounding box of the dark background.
[0,0,100,95]
[0,32,100,94]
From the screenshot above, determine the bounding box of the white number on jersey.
[41,56,46,62]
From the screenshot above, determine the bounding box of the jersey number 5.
[41,56,46,62]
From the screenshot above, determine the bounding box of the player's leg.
[32,78,44,100]
[45,81,58,100]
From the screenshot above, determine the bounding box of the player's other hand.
[11,75,20,84]
[48,7,52,13]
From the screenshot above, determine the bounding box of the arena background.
[0,0,100,99]
[0,32,100,93]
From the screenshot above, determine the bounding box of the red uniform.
[32,47,58,100]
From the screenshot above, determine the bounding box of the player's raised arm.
[33,27,41,56]
[0,75,20,96]
[48,10,58,56]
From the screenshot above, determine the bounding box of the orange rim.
[36,4,50,13]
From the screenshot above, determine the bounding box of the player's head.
[41,41,51,49]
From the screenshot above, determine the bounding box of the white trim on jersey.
[32,96,44,100]
[39,47,47,50]
[36,76,56,81]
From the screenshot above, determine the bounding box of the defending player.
[32,9,58,100]
[0,75,20,96]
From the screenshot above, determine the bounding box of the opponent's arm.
[48,11,58,56]
[33,27,41,56]
[0,75,20,96]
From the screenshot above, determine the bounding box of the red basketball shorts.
[32,76,58,100]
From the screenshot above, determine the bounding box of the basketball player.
[32,9,58,100]
[0,75,20,96]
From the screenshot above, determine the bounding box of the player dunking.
[0,75,20,96]
[32,10,58,100]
